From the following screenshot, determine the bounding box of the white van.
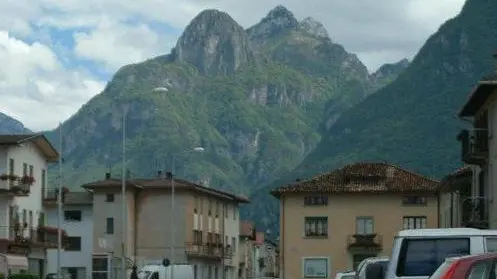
[355,257,389,279]
[384,228,497,279]
[137,264,194,279]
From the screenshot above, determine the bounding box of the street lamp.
[170,147,204,279]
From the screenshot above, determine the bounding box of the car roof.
[451,253,497,262]
[366,256,389,262]
[397,228,497,237]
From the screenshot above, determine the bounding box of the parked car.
[334,271,356,279]
[428,253,497,279]
[383,228,497,279]
[355,257,389,279]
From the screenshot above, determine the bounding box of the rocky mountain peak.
[246,5,299,42]
[0,112,31,134]
[174,9,254,76]
[299,17,329,39]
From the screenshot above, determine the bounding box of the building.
[438,166,477,228]
[82,171,249,279]
[45,191,94,279]
[271,162,440,279]
[0,134,65,276]
[457,52,497,228]
[238,223,279,279]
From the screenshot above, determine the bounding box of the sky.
[0,0,466,132]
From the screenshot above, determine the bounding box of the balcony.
[185,243,232,259]
[462,197,489,229]
[459,129,489,165]
[347,234,383,252]
[42,187,69,206]
[0,175,32,196]
[0,225,68,253]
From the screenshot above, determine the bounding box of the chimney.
[157,170,163,178]
[166,172,173,179]
[105,172,111,180]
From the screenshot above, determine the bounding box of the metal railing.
[460,129,489,163]
[347,233,383,249]
[0,179,31,195]
[185,242,233,259]
[462,197,489,229]
[0,225,68,248]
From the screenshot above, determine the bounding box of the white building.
[458,54,497,229]
[46,191,93,279]
[0,134,60,276]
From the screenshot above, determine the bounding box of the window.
[485,237,497,252]
[215,202,219,217]
[105,194,114,202]
[9,159,14,174]
[468,261,491,279]
[41,170,46,189]
[403,216,427,229]
[396,238,470,276]
[194,196,198,213]
[64,210,82,221]
[92,256,108,279]
[303,258,328,278]
[215,233,221,244]
[231,237,236,252]
[402,196,427,205]
[66,237,82,251]
[304,196,328,206]
[106,218,114,234]
[23,163,27,175]
[356,217,374,235]
[29,165,33,177]
[199,197,203,214]
[38,212,45,226]
[193,230,202,244]
[207,233,213,244]
[224,204,228,218]
[304,217,328,237]
[208,199,212,216]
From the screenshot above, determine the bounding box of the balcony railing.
[0,177,31,196]
[347,234,383,251]
[0,225,68,250]
[185,243,232,259]
[459,129,489,165]
[462,197,489,229]
[43,187,69,206]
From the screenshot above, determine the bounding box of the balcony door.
[356,217,374,235]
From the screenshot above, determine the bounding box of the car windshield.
[396,238,469,277]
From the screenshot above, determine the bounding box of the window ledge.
[303,236,328,239]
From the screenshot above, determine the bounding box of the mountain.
[246,0,497,232]
[44,7,404,199]
[0,113,31,134]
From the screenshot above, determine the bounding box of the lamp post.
[170,147,204,279]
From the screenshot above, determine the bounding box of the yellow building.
[271,162,439,279]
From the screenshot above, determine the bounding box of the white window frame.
[302,257,329,278]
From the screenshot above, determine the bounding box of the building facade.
[272,162,439,279]
[82,172,249,279]
[458,54,497,229]
[46,192,94,279]
[0,134,64,277]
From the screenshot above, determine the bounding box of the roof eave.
[459,81,497,117]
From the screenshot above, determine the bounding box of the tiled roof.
[0,134,59,162]
[271,162,439,197]
[82,177,250,203]
[439,166,472,193]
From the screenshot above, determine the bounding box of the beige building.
[457,52,497,228]
[271,162,439,279]
[82,171,249,279]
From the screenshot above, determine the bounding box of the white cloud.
[0,31,105,131]
[73,18,178,71]
[0,0,467,131]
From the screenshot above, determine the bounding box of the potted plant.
[0,174,8,181]
[21,175,35,185]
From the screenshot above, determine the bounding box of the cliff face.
[0,113,31,134]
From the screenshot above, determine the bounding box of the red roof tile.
[271,162,439,197]
[439,166,472,193]
[240,220,255,238]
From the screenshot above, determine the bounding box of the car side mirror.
[365,263,385,279]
